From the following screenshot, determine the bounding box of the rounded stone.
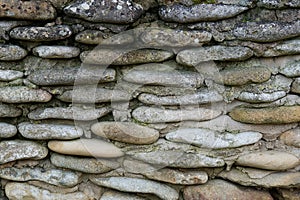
[280,128,300,148]
[32,46,80,59]
[0,44,27,61]
[0,123,17,138]
[0,69,23,81]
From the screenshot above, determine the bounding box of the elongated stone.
[133,106,221,123]
[5,183,88,200]
[176,46,253,66]
[0,69,23,81]
[229,106,300,124]
[237,91,286,103]
[280,128,300,147]
[0,0,56,20]
[18,123,83,140]
[50,153,120,174]
[0,123,17,138]
[91,122,159,144]
[0,44,27,61]
[0,140,48,164]
[48,139,124,158]
[137,85,196,96]
[263,39,300,57]
[100,191,147,200]
[0,104,22,117]
[236,151,299,170]
[159,4,248,23]
[10,25,72,41]
[33,46,80,59]
[0,167,80,187]
[0,86,51,103]
[91,177,179,200]
[28,106,111,121]
[257,0,300,8]
[280,60,300,77]
[166,128,262,149]
[0,21,31,41]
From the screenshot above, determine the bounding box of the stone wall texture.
[0,0,300,199]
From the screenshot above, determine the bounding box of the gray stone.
[0,167,80,187]
[292,78,300,93]
[91,177,179,200]
[280,60,300,77]
[233,22,300,42]
[237,91,286,103]
[166,128,262,149]
[18,122,83,140]
[0,123,17,138]
[159,4,248,23]
[10,25,72,41]
[280,128,300,148]
[33,46,80,59]
[50,153,120,174]
[276,188,300,200]
[176,46,253,66]
[0,21,31,41]
[28,106,111,121]
[137,85,197,96]
[0,104,22,117]
[64,0,143,24]
[0,44,27,61]
[0,69,23,81]
[133,106,221,123]
[263,39,300,57]
[5,183,89,200]
[100,191,148,200]
[0,86,51,103]
[257,0,300,8]
[0,140,48,164]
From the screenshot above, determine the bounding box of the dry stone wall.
[0,0,300,199]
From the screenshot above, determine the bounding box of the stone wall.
[0,0,300,199]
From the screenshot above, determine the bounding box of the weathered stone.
[50,153,120,174]
[91,122,159,144]
[32,46,80,59]
[229,106,300,124]
[280,60,300,77]
[263,39,300,57]
[0,104,22,117]
[0,140,48,164]
[81,49,174,65]
[159,4,248,23]
[100,191,148,200]
[0,44,27,61]
[233,21,300,42]
[64,0,143,24]
[18,122,83,140]
[276,188,300,200]
[0,123,17,138]
[257,0,300,8]
[176,46,253,66]
[28,106,111,121]
[91,177,179,200]
[0,167,80,187]
[5,183,89,200]
[292,78,300,93]
[236,151,299,170]
[137,85,196,96]
[237,91,286,103]
[0,69,23,81]
[280,128,300,148]
[0,86,51,103]
[0,0,56,20]
[27,181,79,195]
[0,21,31,41]
[10,25,72,41]
[183,179,273,200]
[166,128,262,149]
[48,138,124,158]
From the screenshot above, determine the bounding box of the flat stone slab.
[91,177,179,200]
[0,104,22,117]
[132,106,221,123]
[0,44,27,61]
[0,123,17,138]
[0,167,80,187]
[0,86,51,103]
[91,122,159,144]
[159,4,248,23]
[100,191,148,200]
[0,140,48,164]
[237,91,286,103]
[280,60,300,77]
[263,39,300,57]
[229,106,300,124]
[0,69,23,81]
[137,85,196,96]
[236,151,299,171]
[280,128,300,148]
[176,46,253,66]
[48,138,124,158]
[0,0,56,20]
[64,0,143,24]
[50,153,120,174]
[166,128,262,149]
[18,122,83,140]
[33,46,80,59]
[10,25,72,41]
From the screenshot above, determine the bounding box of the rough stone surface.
[91,177,179,200]
[280,128,300,148]
[48,139,124,158]
[91,122,159,144]
[0,44,27,61]
[263,39,300,57]
[0,21,31,41]
[0,140,48,164]
[277,188,300,200]
[100,191,148,200]
[292,78,300,93]
[280,60,300,77]
[237,91,286,103]
[18,122,83,140]
[33,46,80,59]
[50,153,120,174]
[166,128,262,149]
[0,104,22,117]
[0,123,17,138]
[10,25,72,41]
[257,0,300,8]
[64,0,143,24]
[159,4,248,23]
[133,106,221,123]
[176,46,253,66]
[0,69,23,81]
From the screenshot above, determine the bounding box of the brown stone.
[280,128,300,147]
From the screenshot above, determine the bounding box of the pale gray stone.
[91,177,179,200]
[0,44,27,61]
[263,39,300,57]
[257,0,300,8]
[18,122,83,140]
[137,85,196,96]
[0,123,17,138]
[292,77,300,93]
[100,191,148,200]
[0,140,48,164]
[237,91,286,103]
[0,69,23,81]
[33,46,80,59]
[280,60,300,77]
[0,104,22,117]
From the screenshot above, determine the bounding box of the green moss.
[192,0,216,4]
